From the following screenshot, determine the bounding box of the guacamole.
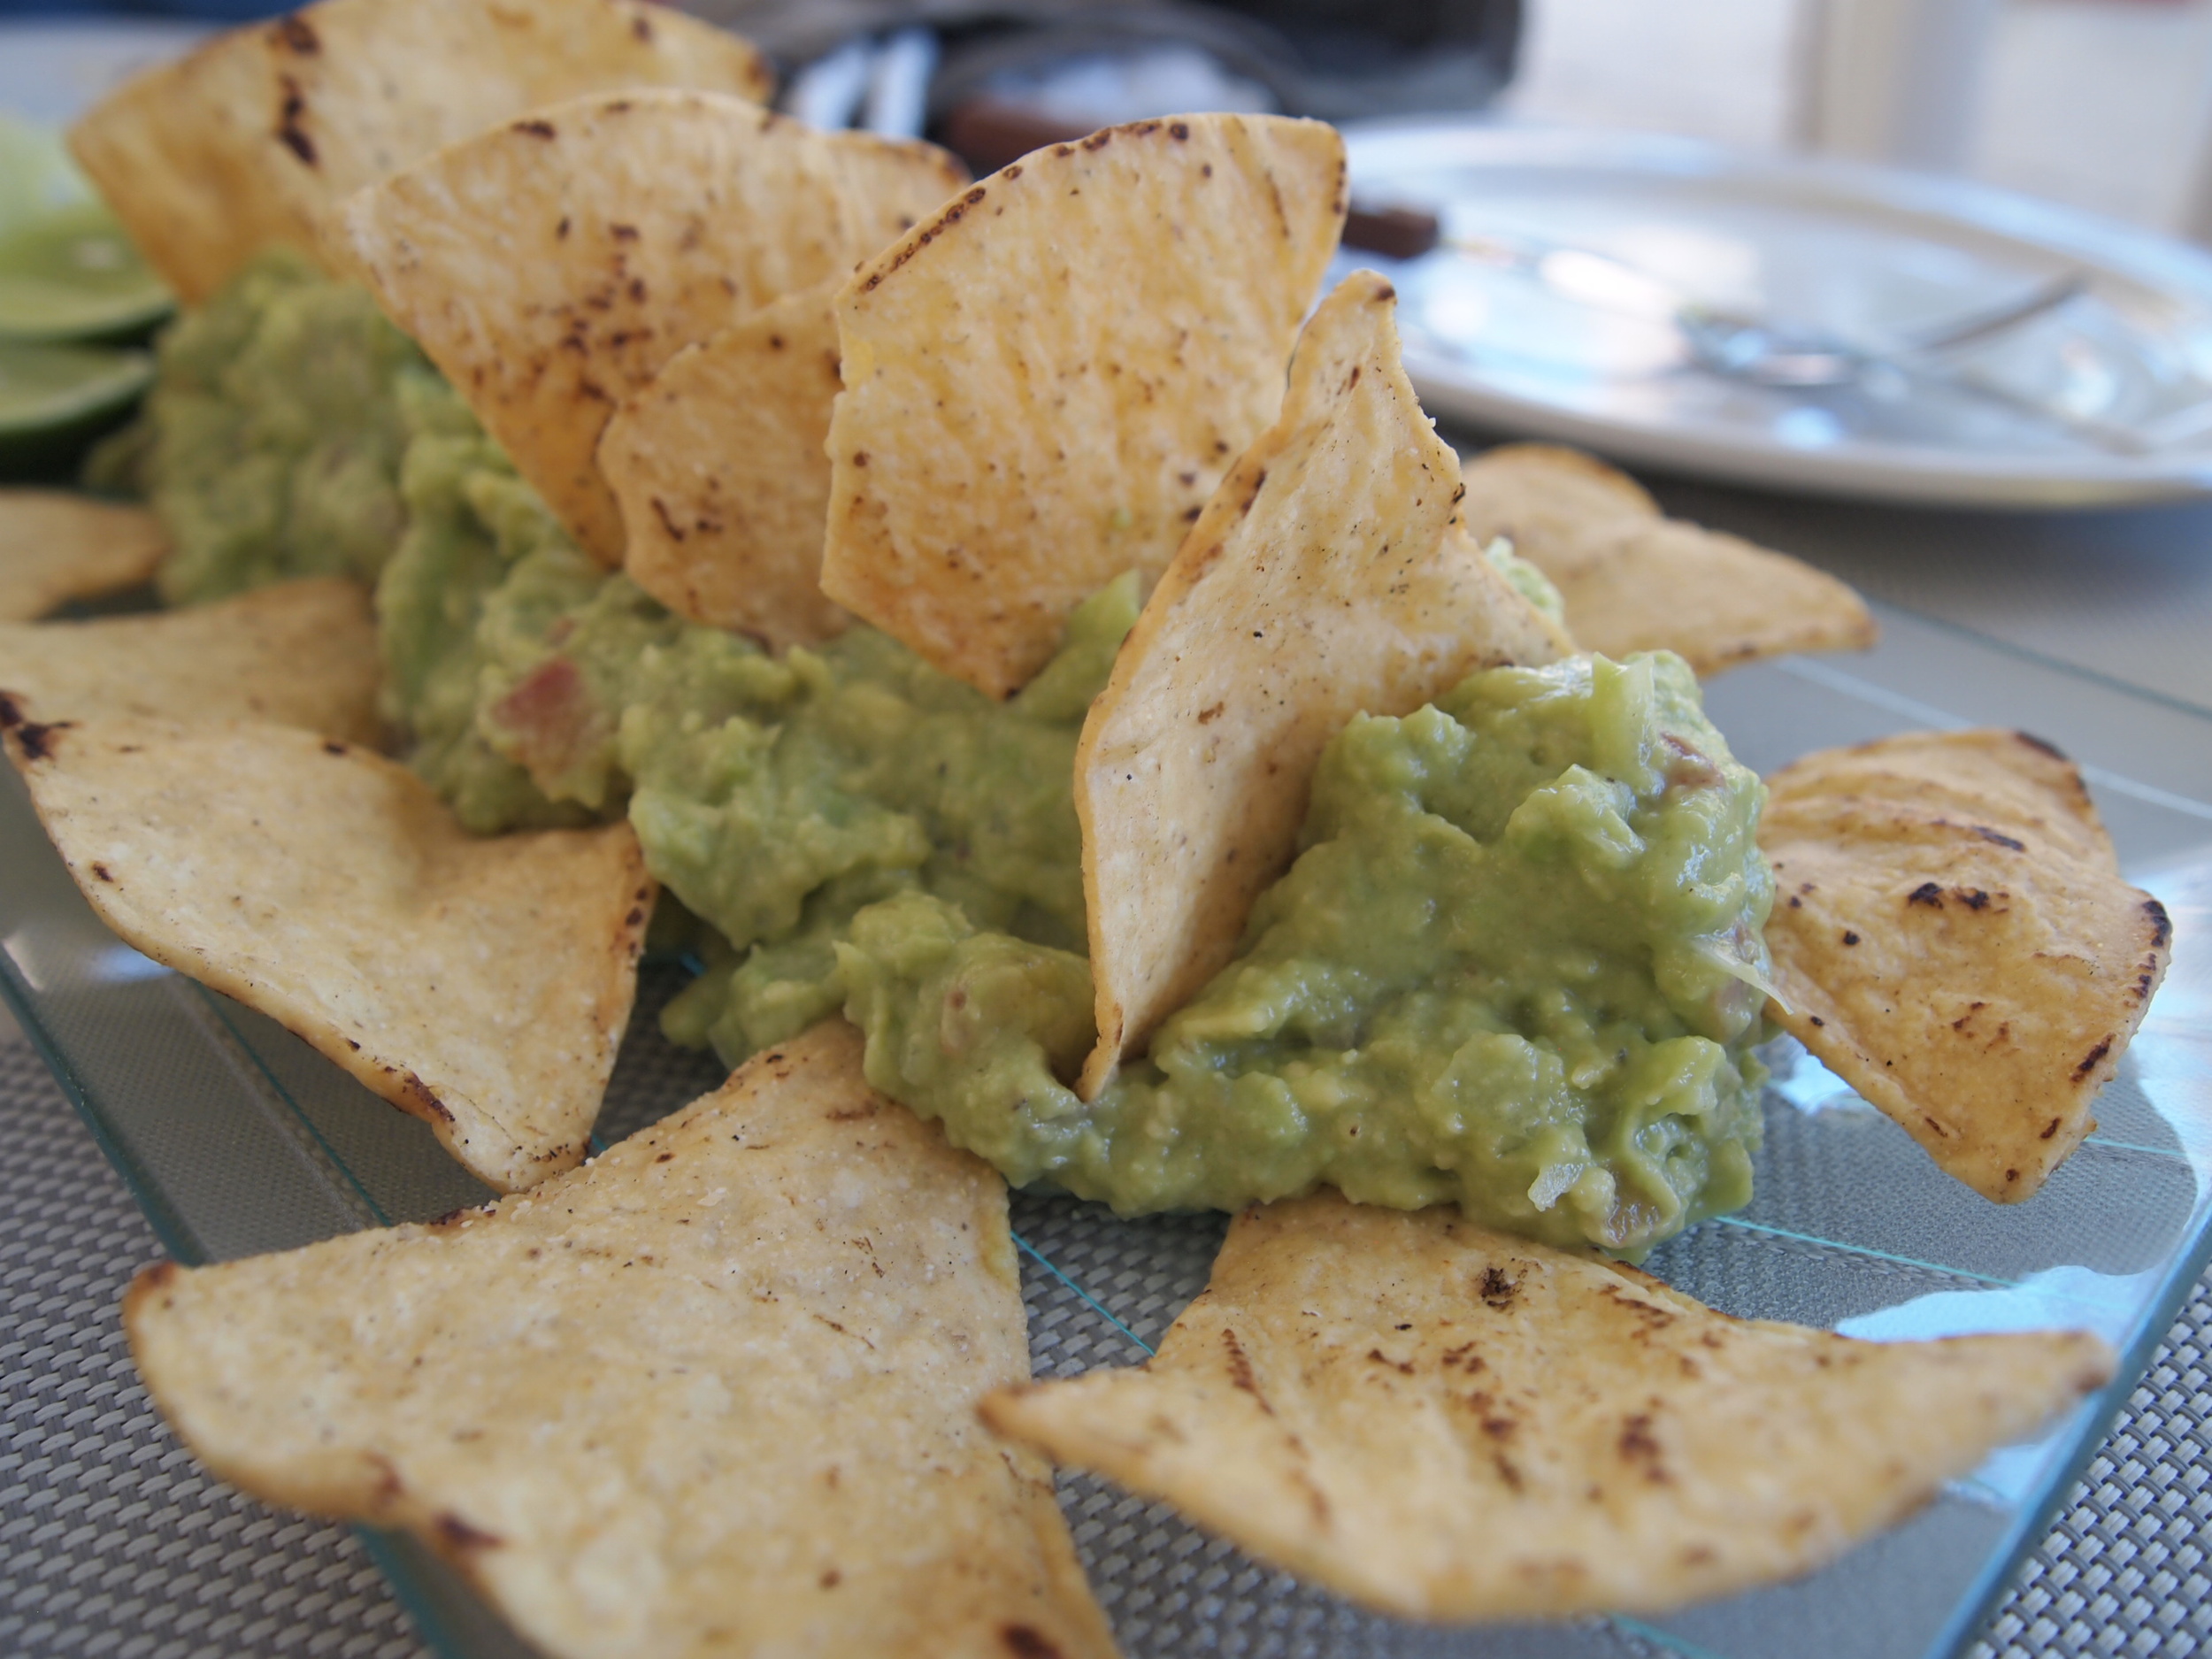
[125,259,1773,1254]
[836,653,1771,1253]
[95,250,437,605]
[396,466,1770,1250]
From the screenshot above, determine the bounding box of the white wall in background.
[1507,0,2212,239]
[1970,0,2212,234]
[1502,0,1809,150]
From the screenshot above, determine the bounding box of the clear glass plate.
[5,599,2210,1659]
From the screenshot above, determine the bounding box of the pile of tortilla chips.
[0,0,2167,1650]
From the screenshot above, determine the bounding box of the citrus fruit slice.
[0,204,173,343]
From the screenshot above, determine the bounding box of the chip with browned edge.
[599,278,849,647]
[66,0,772,305]
[0,577,380,743]
[983,1191,2112,1621]
[1072,273,1564,1095]
[1762,729,2170,1202]
[0,490,168,620]
[3,716,651,1191]
[1458,443,1876,675]
[127,1022,1121,1659]
[820,113,1348,698]
[338,92,965,564]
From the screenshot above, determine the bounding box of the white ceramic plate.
[1344,122,2212,506]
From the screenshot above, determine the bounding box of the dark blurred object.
[693,1,1520,125]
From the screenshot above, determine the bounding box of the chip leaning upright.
[821,113,1348,697]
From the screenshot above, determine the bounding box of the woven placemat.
[4,1032,2207,1659]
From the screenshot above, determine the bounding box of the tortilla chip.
[126,1022,1121,1659]
[2,715,651,1192]
[599,279,849,647]
[0,577,380,743]
[1072,273,1564,1094]
[983,1191,2112,1621]
[67,0,772,304]
[0,491,168,621]
[338,93,966,564]
[820,113,1348,697]
[1761,729,2170,1202]
[1458,443,1876,674]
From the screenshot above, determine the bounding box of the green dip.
[396,471,1770,1250]
[122,260,1774,1254]
[94,250,437,605]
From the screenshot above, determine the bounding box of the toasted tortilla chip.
[599,280,849,646]
[1761,729,2170,1202]
[0,491,167,621]
[339,93,965,564]
[1458,443,1876,674]
[2,716,651,1191]
[67,0,772,304]
[1072,273,1564,1094]
[0,577,380,743]
[820,113,1348,697]
[127,1023,1120,1659]
[983,1191,2112,1621]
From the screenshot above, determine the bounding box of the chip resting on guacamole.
[1761,728,2170,1202]
[126,1022,1120,1659]
[820,112,1348,697]
[3,715,651,1190]
[1458,443,1876,675]
[67,0,772,304]
[984,1191,2112,1621]
[338,91,965,564]
[0,576,380,742]
[1075,270,1565,1093]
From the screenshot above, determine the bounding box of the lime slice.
[0,338,152,442]
[0,203,173,342]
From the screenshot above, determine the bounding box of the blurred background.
[6,0,2212,243]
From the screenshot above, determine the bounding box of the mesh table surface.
[6,1027,2212,1659]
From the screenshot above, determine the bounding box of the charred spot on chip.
[0,692,22,728]
[1906,882,1944,908]
[271,14,319,52]
[434,1511,504,1552]
[2071,1037,2114,1081]
[8,718,69,763]
[90,862,114,883]
[274,75,317,166]
[1001,1624,1067,1659]
[1973,825,2027,851]
[513,119,557,139]
[2015,731,2070,762]
[2146,898,2174,949]
[1479,1266,1519,1309]
[322,741,348,756]
[399,1071,455,1124]
[1840,930,1860,946]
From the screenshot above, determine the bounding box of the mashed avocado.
[129,262,1770,1252]
[836,653,1771,1253]
[98,250,438,605]
[395,485,1770,1249]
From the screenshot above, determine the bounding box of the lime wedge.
[0,338,152,442]
[0,203,173,342]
